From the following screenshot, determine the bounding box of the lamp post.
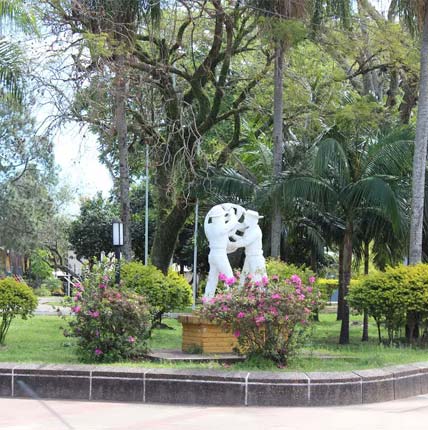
[112,220,124,285]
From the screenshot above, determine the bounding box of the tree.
[44,1,272,273]
[283,122,412,344]
[248,1,306,258]
[400,2,428,264]
[68,194,117,263]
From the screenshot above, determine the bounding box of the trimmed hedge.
[121,262,192,324]
[348,264,428,344]
[0,277,37,344]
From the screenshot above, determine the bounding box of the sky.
[53,124,113,216]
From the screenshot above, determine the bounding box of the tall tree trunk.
[362,239,369,342]
[151,200,192,274]
[339,223,352,345]
[409,7,428,264]
[114,55,132,261]
[270,41,285,258]
[337,241,344,320]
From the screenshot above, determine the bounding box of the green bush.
[121,262,192,324]
[37,278,64,297]
[348,264,428,344]
[266,259,314,283]
[66,260,152,362]
[0,277,38,344]
[34,286,52,297]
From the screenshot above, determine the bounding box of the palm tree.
[279,127,413,344]
[0,0,37,103]
[247,0,352,258]
[247,1,306,258]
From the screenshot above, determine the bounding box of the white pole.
[192,199,199,310]
[144,144,149,265]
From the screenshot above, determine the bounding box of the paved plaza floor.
[1,395,428,430]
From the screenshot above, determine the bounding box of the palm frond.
[203,167,258,202]
[343,177,401,231]
[364,128,414,177]
[314,138,350,184]
[276,175,339,209]
[0,0,38,35]
[0,38,23,103]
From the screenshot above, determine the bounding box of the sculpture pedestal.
[179,314,237,354]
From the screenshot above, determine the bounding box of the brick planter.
[179,314,237,353]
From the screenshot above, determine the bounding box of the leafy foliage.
[121,262,192,324]
[266,258,315,282]
[65,260,152,362]
[0,277,37,344]
[348,264,428,344]
[68,193,116,262]
[199,274,322,365]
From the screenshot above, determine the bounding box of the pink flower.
[221,305,229,312]
[271,293,281,300]
[307,286,313,293]
[290,274,302,285]
[233,330,241,338]
[94,348,103,356]
[304,307,311,314]
[201,297,208,304]
[91,311,100,318]
[128,336,135,343]
[262,275,269,286]
[271,275,279,282]
[116,293,121,299]
[103,275,109,281]
[269,306,278,316]
[99,283,107,289]
[255,315,266,326]
[285,315,289,321]
[218,273,227,281]
[309,276,316,284]
[254,281,261,287]
[247,274,253,280]
[225,276,236,286]
[237,312,246,318]
[71,305,81,313]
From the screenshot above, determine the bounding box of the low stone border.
[1,362,428,406]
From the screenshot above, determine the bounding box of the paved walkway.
[35,297,71,316]
[1,395,428,430]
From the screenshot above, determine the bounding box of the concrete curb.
[1,362,428,406]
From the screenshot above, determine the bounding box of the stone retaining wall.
[1,362,428,406]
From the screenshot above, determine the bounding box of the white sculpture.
[203,204,266,297]
[231,209,267,285]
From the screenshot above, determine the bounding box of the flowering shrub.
[199,274,322,365]
[65,261,152,362]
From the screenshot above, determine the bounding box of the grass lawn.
[1,313,427,371]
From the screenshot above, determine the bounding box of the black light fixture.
[112,220,123,285]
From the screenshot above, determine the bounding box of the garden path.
[0,395,427,429]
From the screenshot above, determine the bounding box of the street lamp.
[112,220,123,285]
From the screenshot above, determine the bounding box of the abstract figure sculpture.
[203,204,266,298]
